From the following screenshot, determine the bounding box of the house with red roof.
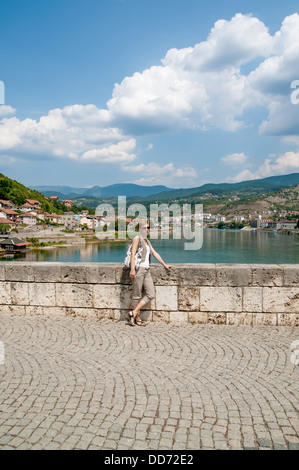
[0,237,31,252]
[0,208,19,222]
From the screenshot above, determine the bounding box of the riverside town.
[0,190,298,256]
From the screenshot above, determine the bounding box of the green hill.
[0,173,64,214]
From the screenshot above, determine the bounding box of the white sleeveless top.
[139,244,151,267]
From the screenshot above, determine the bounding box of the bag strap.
[138,235,142,248]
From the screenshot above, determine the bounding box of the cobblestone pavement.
[0,314,298,450]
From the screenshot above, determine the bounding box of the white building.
[60,212,79,229]
[215,215,226,222]
[19,213,37,225]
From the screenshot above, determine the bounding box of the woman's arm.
[150,246,172,270]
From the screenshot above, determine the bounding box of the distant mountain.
[142,173,299,201]
[30,173,299,205]
[29,185,89,196]
[31,183,174,199]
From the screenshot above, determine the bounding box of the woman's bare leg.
[132,299,147,323]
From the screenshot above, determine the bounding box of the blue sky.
[0,0,299,189]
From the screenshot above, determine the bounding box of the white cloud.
[1,12,299,176]
[105,13,279,134]
[107,65,206,133]
[82,138,136,163]
[122,161,197,187]
[221,152,249,165]
[0,105,16,117]
[163,13,274,72]
[106,12,299,136]
[0,104,127,162]
[265,151,299,174]
[227,151,299,182]
[248,14,299,137]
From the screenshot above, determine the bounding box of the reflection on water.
[5,229,299,264]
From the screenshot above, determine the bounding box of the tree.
[0,224,8,233]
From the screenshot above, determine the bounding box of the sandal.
[128,311,136,326]
[136,320,147,326]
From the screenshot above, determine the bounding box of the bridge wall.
[0,262,298,326]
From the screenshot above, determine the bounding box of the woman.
[128,221,172,326]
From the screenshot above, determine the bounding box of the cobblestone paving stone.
[0,313,298,450]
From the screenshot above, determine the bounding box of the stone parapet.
[0,262,298,326]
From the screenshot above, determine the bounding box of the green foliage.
[229,221,245,230]
[0,173,57,212]
[0,223,8,233]
[0,173,92,216]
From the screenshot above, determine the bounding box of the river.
[6,229,299,264]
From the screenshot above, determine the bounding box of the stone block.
[0,305,26,315]
[207,312,226,324]
[179,264,216,286]
[150,265,180,285]
[60,263,116,284]
[243,287,262,312]
[55,283,93,308]
[5,263,34,282]
[29,283,56,306]
[216,264,252,286]
[87,264,117,284]
[170,311,188,322]
[93,284,131,310]
[282,265,299,287]
[178,286,200,311]
[43,306,67,316]
[34,263,62,282]
[152,310,170,322]
[200,287,242,312]
[227,312,253,326]
[25,306,45,315]
[252,313,277,326]
[277,313,299,327]
[263,288,299,313]
[60,264,90,283]
[139,309,153,322]
[11,282,30,305]
[0,265,5,281]
[155,286,178,311]
[114,309,128,321]
[115,267,131,285]
[250,265,283,287]
[0,282,11,305]
[27,306,66,315]
[188,311,208,324]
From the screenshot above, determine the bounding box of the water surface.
[8,229,299,264]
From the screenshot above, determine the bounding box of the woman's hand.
[130,269,136,280]
[164,264,173,271]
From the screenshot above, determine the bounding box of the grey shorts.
[131,267,155,306]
